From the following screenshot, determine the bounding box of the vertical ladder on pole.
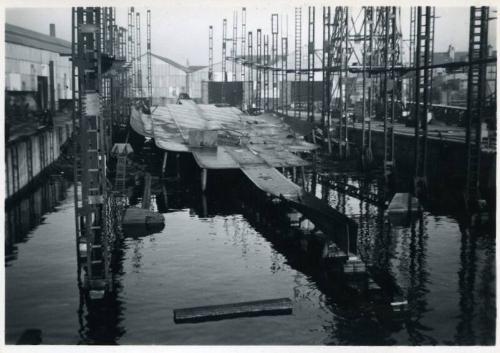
[413,6,435,197]
[465,6,489,208]
[322,6,332,153]
[272,14,279,112]
[146,10,152,107]
[294,7,302,118]
[232,11,238,82]
[136,12,143,100]
[241,8,247,84]
[114,154,127,192]
[73,7,110,300]
[307,7,315,124]
[222,19,227,102]
[256,29,262,111]
[282,36,288,116]
[248,31,253,108]
[383,7,400,185]
[208,26,214,81]
[263,35,269,111]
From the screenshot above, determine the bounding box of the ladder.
[73,7,110,299]
[307,7,315,123]
[413,6,435,197]
[465,6,489,206]
[263,35,269,111]
[271,14,278,112]
[114,154,127,192]
[322,6,332,153]
[256,29,262,111]
[382,7,400,183]
[294,7,302,118]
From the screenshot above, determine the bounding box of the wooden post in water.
[161,152,168,178]
[142,172,152,209]
[162,185,168,210]
[301,166,306,189]
[176,153,180,178]
[201,168,208,192]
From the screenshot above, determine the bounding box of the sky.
[5,5,497,67]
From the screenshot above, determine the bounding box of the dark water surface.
[5,172,496,345]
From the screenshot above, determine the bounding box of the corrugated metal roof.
[5,23,71,55]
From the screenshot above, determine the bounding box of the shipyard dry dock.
[4,5,497,346]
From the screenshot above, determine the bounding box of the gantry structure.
[72,6,153,300]
[212,5,496,207]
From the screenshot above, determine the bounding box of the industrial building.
[5,22,73,200]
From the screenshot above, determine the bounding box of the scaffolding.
[222,18,227,82]
[322,6,332,153]
[413,7,435,196]
[247,30,253,107]
[209,5,495,206]
[294,7,302,118]
[232,11,238,82]
[264,34,270,111]
[241,8,246,83]
[128,7,136,99]
[135,12,143,99]
[307,7,315,124]
[270,14,278,111]
[281,36,288,116]
[72,7,114,299]
[147,10,152,107]
[465,6,490,208]
[256,29,262,111]
[209,25,214,81]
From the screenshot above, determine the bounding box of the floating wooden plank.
[174,298,292,324]
[122,207,164,227]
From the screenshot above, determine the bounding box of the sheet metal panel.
[191,146,239,169]
[137,101,316,168]
[241,166,302,199]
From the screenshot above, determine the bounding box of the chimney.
[49,24,56,37]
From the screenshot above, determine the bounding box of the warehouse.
[5,22,73,201]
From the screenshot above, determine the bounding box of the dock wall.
[347,127,496,196]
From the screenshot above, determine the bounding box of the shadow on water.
[5,175,69,264]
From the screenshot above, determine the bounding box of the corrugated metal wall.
[5,43,72,108]
[5,121,73,199]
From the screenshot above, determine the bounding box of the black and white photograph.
[2,0,498,347]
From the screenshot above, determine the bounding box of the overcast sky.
[5,5,497,66]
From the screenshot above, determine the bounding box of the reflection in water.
[5,176,69,263]
[4,167,495,345]
[76,198,127,345]
[454,222,496,345]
